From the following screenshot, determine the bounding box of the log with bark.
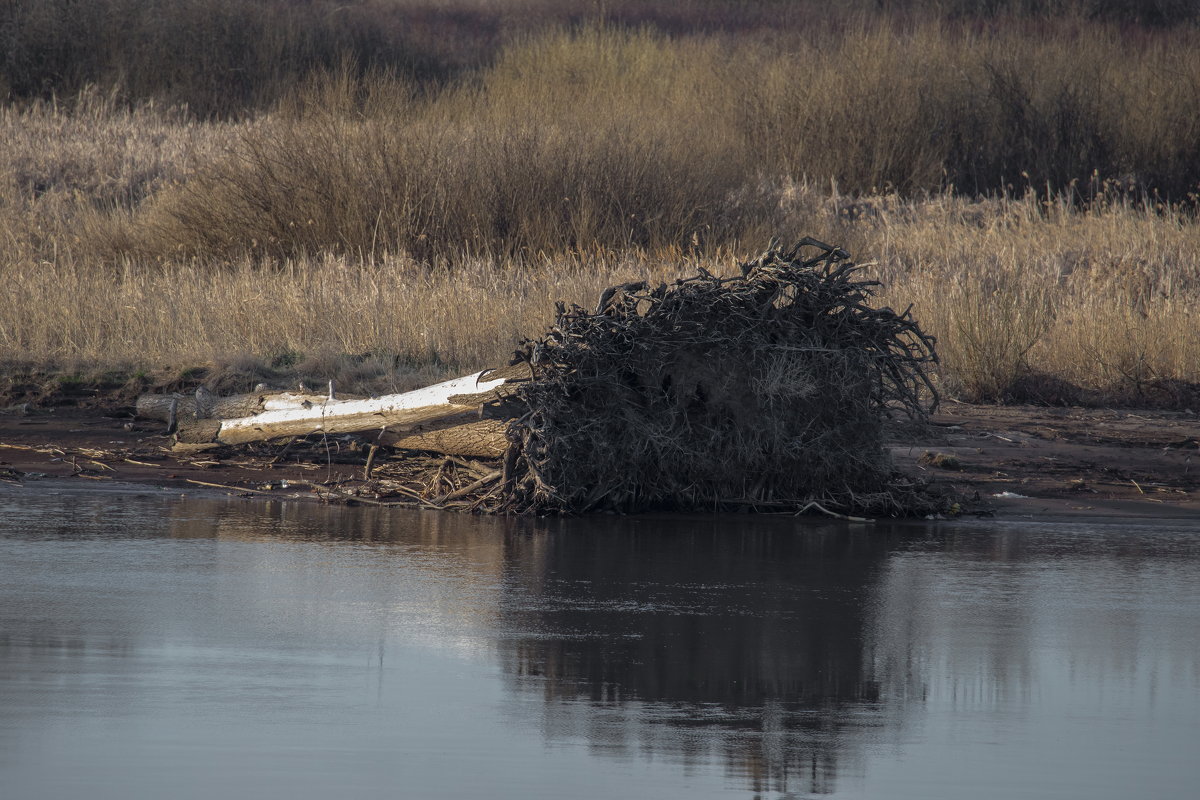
[136,388,341,427]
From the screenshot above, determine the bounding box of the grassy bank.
[4,190,1196,407]
[2,13,1198,408]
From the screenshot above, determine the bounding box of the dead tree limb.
[137,364,530,447]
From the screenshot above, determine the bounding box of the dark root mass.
[497,238,941,516]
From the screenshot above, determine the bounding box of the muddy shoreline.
[898,404,1200,521]
[2,403,1197,521]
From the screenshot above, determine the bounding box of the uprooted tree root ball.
[494,238,943,516]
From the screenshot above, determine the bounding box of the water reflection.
[1,488,1198,799]
[869,526,1200,711]
[494,517,892,796]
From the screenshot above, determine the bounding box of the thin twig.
[795,501,875,523]
[186,479,275,494]
[431,470,502,504]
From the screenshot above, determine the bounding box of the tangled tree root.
[494,238,942,516]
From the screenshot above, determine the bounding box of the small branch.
[795,501,875,523]
[364,444,378,480]
[431,470,502,504]
[185,479,275,495]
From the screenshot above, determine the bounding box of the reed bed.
[4,193,1196,408]
[6,2,1196,119]
[2,18,1199,407]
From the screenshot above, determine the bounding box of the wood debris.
[127,239,949,517]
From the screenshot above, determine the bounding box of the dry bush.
[131,33,772,261]
[734,20,1200,199]
[93,20,1200,268]
[732,25,968,194]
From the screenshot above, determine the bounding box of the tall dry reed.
[79,22,1197,267]
[3,22,1199,406]
[4,188,1197,405]
[5,1,1195,120]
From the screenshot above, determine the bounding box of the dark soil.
[894,404,1200,519]
[2,399,1197,520]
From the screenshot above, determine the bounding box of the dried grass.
[873,192,1200,404]
[95,22,1200,264]
[5,2,1196,121]
[2,24,1200,408]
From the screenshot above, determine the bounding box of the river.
[1,485,1197,799]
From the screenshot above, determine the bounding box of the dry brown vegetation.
[5,1,1196,118]
[2,4,1199,408]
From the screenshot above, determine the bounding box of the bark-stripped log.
[139,365,530,446]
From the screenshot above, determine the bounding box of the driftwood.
[136,364,530,453]
[497,237,941,515]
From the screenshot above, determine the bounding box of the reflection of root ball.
[501,238,940,516]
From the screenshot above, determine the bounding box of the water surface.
[1,486,1197,799]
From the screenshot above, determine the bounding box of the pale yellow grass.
[871,192,1200,402]
[2,86,1198,404]
[0,90,234,260]
[0,251,681,383]
[4,194,1197,404]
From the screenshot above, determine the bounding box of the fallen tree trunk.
[140,365,529,446]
